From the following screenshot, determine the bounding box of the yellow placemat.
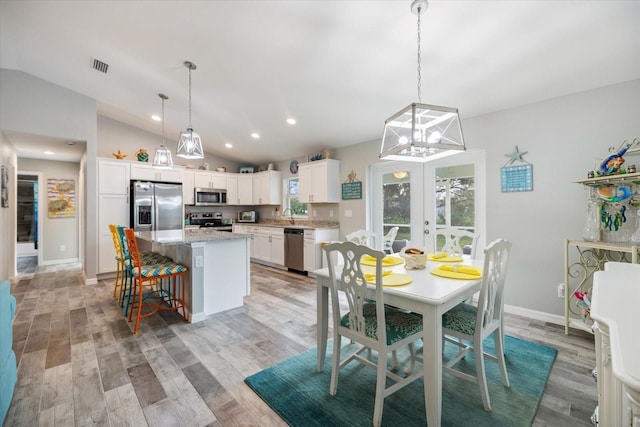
[427,253,463,262]
[365,273,412,286]
[361,255,404,267]
[430,265,482,280]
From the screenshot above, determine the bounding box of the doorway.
[16,172,42,274]
[371,149,485,253]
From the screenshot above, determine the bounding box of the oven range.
[188,212,233,231]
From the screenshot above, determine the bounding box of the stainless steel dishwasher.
[284,228,305,272]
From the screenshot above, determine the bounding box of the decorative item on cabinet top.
[135,148,149,162]
[112,150,127,159]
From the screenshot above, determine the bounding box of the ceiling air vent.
[92,58,109,74]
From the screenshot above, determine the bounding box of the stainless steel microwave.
[194,188,227,206]
[237,210,257,222]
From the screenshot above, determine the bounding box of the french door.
[371,149,485,253]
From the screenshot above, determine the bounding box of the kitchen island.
[135,228,250,323]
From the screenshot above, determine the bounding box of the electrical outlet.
[195,255,204,268]
[557,283,565,298]
[329,210,334,218]
[59,245,66,252]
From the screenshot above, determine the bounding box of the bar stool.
[108,224,125,302]
[116,225,171,316]
[124,228,187,334]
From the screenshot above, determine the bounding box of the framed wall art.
[47,178,76,218]
[1,165,8,208]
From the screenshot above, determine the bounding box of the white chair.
[324,241,424,427]
[441,238,512,411]
[434,227,479,258]
[382,226,399,253]
[345,229,379,249]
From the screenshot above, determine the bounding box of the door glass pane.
[383,172,410,241]
[435,181,446,226]
[450,177,475,227]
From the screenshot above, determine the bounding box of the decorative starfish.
[112,150,127,160]
[505,146,528,165]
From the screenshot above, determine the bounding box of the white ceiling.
[1,1,639,164]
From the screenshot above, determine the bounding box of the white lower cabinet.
[303,228,339,274]
[233,225,284,267]
[98,194,129,273]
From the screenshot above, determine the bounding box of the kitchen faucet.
[281,208,294,224]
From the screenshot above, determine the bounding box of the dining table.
[315,256,483,427]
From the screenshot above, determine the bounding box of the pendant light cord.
[188,66,193,130]
[161,96,165,144]
[417,6,422,103]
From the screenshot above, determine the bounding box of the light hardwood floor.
[5,262,597,426]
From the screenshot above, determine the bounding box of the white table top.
[315,257,483,306]
[135,228,249,245]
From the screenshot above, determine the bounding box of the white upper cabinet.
[98,159,130,195]
[226,174,253,206]
[298,159,340,203]
[227,174,238,205]
[194,171,227,189]
[130,163,183,183]
[252,170,282,205]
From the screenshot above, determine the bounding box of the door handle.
[424,220,430,235]
[424,229,430,235]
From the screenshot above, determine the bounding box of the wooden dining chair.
[345,229,379,249]
[123,228,187,334]
[324,241,424,427]
[441,238,512,411]
[434,227,479,258]
[108,224,125,302]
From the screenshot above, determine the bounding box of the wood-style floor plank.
[7,261,598,426]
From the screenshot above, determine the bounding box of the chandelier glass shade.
[379,0,466,162]
[177,61,204,159]
[153,93,173,168]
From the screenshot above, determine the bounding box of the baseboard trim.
[41,258,80,266]
[85,277,98,286]
[504,303,565,326]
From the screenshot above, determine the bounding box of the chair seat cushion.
[341,303,423,345]
[442,303,477,336]
[131,263,187,278]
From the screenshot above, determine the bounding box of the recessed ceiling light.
[286,118,296,125]
[151,115,161,122]
[44,151,55,155]
[225,143,233,148]
[66,141,76,146]
[251,133,260,139]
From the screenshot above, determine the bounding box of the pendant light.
[153,93,173,168]
[379,0,466,162]
[176,60,204,159]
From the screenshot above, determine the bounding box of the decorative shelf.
[574,171,640,187]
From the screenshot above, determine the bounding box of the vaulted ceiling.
[2,1,639,164]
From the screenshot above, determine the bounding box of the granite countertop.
[233,220,339,230]
[136,229,249,245]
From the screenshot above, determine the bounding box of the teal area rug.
[245,335,557,426]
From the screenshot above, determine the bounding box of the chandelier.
[379,0,466,162]
[152,93,173,168]
[176,61,204,159]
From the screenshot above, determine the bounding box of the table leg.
[423,307,442,426]
[316,277,329,372]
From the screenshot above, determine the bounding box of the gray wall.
[323,79,640,317]
[0,131,17,280]
[98,115,243,173]
[18,158,80,263]
[0,69,98,282]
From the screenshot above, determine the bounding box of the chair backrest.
[108,224,124,260]
[476,239,512,335]
[123,228,142,270]
[116,225,131,262]
[345,230,379,249]
[382,227,399,253]
[324,241,387,346]
[434,227,479,258]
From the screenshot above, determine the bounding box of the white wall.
[0,69,98,281]
[18,158,80,263]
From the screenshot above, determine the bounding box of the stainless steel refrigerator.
[130,181,183,231]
